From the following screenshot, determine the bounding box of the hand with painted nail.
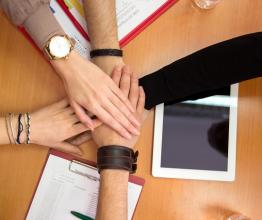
[92,66,145,149]
[51,51,140,140]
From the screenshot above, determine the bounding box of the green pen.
[70,211,94,220]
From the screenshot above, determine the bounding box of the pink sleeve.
[0,0,65,49]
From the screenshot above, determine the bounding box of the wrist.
[28,114,38,145]
[92,55,123,63]
[92,54,124,76]
[90,49,123,59]
[100,169,129,178]
[97,145,138,174]
[91,42,120,51]
[92,56,124,66]
[99,143,132,149]
[9,114,26,144]
[19,120,27,144]
[50,50,86,81]
[19,113,31,145]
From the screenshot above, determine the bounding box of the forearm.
[96,169,129,220]
[52,0,122,78]
[140,32,262,109]
[83,0,123,76]
[93,68,144,220]
[0,0,65,49]
[83,0,119,50]
[23,3,65,49]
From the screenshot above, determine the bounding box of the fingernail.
[124,132,132,140]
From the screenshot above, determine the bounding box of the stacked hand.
[92,56,125,76]
[92,66,146,149]
[29,54,146,155]
[29,65,146,154]
[66,56,147,148]
[28,99,101,156]
[51,51,140,139]
[62,56,125,145]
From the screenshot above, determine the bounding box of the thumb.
[53,142,83,156]
[111,65,122,86]
[67,132,92,146]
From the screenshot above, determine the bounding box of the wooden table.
[0,0,262,219]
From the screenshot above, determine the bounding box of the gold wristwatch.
[44,34,75,60]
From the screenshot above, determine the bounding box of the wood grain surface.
[0,0,262,219]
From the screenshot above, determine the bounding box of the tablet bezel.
[152,84,238,181]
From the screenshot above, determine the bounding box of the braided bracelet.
[25,113,31,144]
[16,113,23,144]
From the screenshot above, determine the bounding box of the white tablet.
[152,84,238,181]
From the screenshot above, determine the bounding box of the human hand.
[66,131,92,146]
[92,56,124,76]
[92,66,146,149]
[51,51,140,140]
[27,99,100,156]
[66,56,125,146]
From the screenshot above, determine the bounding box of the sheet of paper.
[61,0,168,40]
[116,0,168,40]
[49,0,170,57]
[26,155,143,220]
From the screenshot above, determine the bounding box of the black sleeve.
[139,32,262,110]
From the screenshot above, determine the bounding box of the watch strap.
[90,49,123,58]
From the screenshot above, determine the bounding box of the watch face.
[49,36,71,58]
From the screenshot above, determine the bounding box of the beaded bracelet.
[25,113,31,144]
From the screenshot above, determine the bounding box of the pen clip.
[69,160,100,181]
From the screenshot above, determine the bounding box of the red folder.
[19,0,179,59]
[24,149,145,220]
[56,0,179,47]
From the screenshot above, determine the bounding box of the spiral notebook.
[25,150,145,220]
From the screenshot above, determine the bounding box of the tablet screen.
[161,90,232,172]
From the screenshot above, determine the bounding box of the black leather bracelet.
[90,49,123,58]
[97,145,139,174]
